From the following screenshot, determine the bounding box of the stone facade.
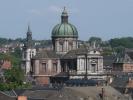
[77,50,103,75]
[62,47,104,79]
[31,50,61,84]
[52,37,78,55]
[22,8,104,85]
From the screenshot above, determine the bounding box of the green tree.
[109,37,133,48]
[0,66,31,90]
[4,66,24,84]
[88,37,102,44]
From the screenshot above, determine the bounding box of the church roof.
[62,46,102,59]
[33,50,59,59]
[51,8,78,38]
[62,48,87,59]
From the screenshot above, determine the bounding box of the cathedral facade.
[22,8,104,85]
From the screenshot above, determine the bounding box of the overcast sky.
[0,0,133,40]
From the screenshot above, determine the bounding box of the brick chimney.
[18,96,27,100]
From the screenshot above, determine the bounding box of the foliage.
[37,40,52,48]
[0,37,8,46]
[102,48,113,56]
[0,51,21,67]
[0,66,31,91]
[88,37,102,44]
[0,82,31,91]
[109,37,133,48]
[0,53,11,61]
[4,66,24,83]
[11,47,22,58]
[10,47,22,66]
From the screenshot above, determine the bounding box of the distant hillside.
[0,37,52,48]
[1,36,133,53]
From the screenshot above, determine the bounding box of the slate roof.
[17,87,128,100]
[103,55,115,67]
[62,47,102,59]
[33,50,60,59]
[62,48,87,59]
[0,91,17,100]
[111,76,129,88]
[16,88,87,100]
[114,48,133,63]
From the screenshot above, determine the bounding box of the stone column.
[77,58,79,71]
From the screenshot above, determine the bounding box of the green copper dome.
[52,8,78,38]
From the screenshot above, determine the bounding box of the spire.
[61,7,68,23]
[26,24,32,48]
[27,24,32,33]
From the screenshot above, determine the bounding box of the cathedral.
[22,8,104,85]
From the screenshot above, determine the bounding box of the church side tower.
[22,25,36,74]
[51,7,78,55]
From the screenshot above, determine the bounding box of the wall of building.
[77,54,103,75]
[22,48,36,74]
[113,63,123,72]
[123,63,133,72]
[32,58,61,85]
[36,76,49,85]
[52,37,78,54]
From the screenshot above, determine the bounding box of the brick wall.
[36,76,49,85]
[123,63,133,72]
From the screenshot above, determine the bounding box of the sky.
[0,0,133,40]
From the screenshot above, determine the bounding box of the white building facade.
[77,50,103,75]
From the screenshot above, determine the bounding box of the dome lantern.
[61,7,68,23]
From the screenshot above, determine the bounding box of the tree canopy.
[88,37,102,44]
[0,66,31,91]
[109,37,133,48]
